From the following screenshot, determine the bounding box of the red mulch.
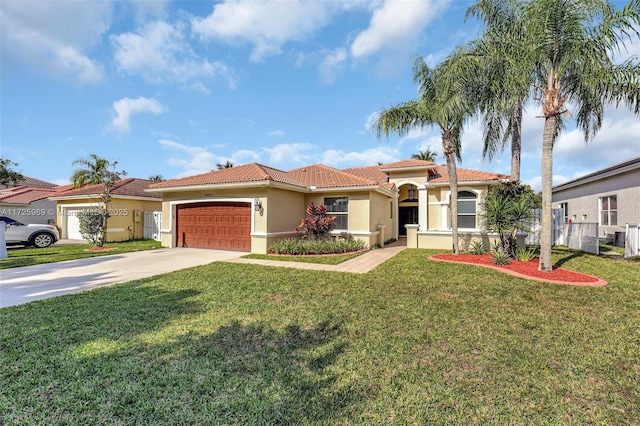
[430,253,607,287]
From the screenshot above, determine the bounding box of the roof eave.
[552,160,640,192]
[426,179,504,187]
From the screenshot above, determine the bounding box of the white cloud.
[321,146,400,167]
[159,139,260,177]
[112,97,168,132]
[263,143,314,165]
[350,0,449,59]
[319,48,347,84]
[1,0,110,83]
[112,21,236,90]
[192,0,339,62]
[268,130,285,137]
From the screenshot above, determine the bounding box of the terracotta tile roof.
[428,166,509,183]
[52,178,162,199]
[287,164,380,188]
[0,176,57,189]
[147,159,507,192]
[380,159,435,170]
[149,163,305,189]
[0,187,56,204]
[342,165,395,190]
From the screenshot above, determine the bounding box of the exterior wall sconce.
[254,199,262,211]
[407,185,417,200]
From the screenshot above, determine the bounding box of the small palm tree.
[411,148,438,162]
[148,174,164,181]
[216,161,234,170]
[71,154,126,247]
[376,58,471,254]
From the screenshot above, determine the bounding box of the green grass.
[243,251,365,265]
[1,240,161,269]
[1,247,639,424]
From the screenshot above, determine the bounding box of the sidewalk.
[225,240,407,273]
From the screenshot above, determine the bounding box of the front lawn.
[0,240,161,269]
[1,247,639,424]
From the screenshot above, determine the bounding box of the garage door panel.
[176,202,251,251]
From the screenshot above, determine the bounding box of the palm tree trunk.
[510,103,522,182]
[443,130,459,255]
[538,114,555,272]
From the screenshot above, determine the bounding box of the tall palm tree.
[464,0,530,182]
[411,148,438,162]
[376,58,470,254]
[476,0,639,271]
[216,161,234,170]
[71,154,126,246]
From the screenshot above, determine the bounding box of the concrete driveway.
[0,248,242,308]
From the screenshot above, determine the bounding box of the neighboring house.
[552,156,640,241]
[147,160,509,253]
[49,178,162,241]
[0,176,59,225]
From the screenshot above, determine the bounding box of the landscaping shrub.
[268,237,366,255]
[491,250,512,265]
[77,209,108,245]
[468,240,487,255]
[515,246,537,261]
[296,202,336,239]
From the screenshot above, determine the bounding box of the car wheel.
[31,233,54,248]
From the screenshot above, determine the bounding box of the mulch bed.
[430,253,607,287]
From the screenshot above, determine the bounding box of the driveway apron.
[0,248,242,308]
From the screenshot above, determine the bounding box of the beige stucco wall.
[425,184,491,231]
[57,197,161,241]
[1,198,57,225]
[552,167,640,238]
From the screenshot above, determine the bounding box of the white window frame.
[599,195,617,226]
[324,196,348,231]
[559,202,569,223]
[456,191,477,229]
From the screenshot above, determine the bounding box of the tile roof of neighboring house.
[428,166,509,184]
[0,187,56,205]
[0,176,57,189]
[51,178,162,199]
[288,164,381,189]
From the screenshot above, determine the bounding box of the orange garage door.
[176,202,251,251]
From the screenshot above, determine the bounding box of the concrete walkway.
[226,241,407,273]
[0,248,241,308]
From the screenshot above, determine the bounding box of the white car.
[1,216,60,248]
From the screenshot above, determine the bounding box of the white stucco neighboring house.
[552,156,640,242]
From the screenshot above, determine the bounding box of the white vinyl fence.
[144,211,162,241]
[525,208,564,246]
[562,222,599,255]
[625,224,639,258]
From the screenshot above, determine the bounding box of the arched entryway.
[398,184,419,236]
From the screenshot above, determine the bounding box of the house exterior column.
[418,187,428,231]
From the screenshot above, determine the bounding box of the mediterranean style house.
[50,178,162,241]
[0,176,59,225]
[552,156,640,242]
[147,159,509,253]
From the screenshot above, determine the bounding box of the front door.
[399,206,418,236]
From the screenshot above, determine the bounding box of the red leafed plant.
[296,201,336,239]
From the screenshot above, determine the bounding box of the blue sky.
[2,0,639,190]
